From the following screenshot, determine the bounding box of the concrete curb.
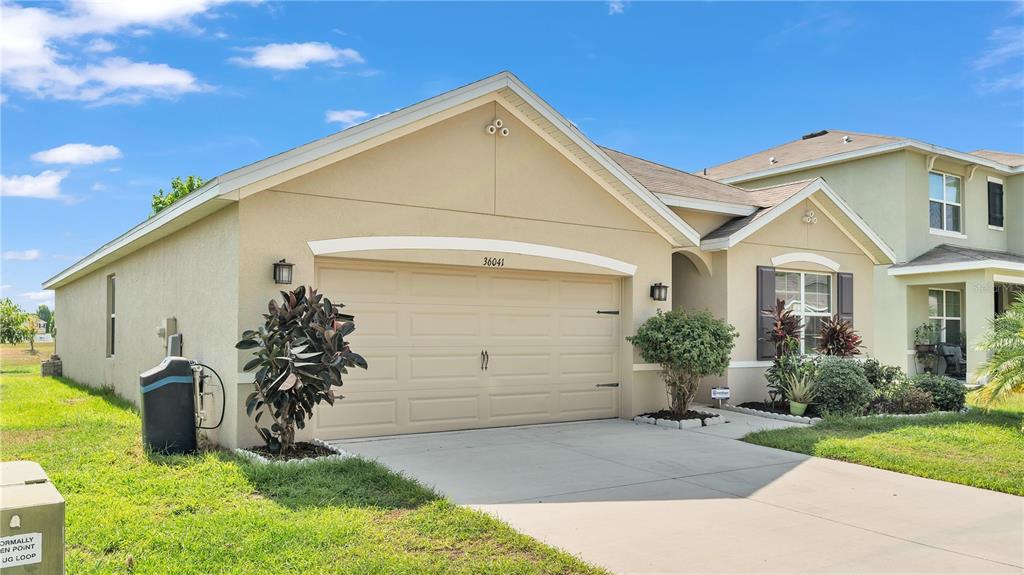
[634,413,723,430]
[234,438,353,465]
[719,404,820,425]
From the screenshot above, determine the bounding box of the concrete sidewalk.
[333,419,1024,574]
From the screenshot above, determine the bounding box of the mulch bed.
[738,401,822,418]
[641,409,720,423]
[249,441,336,462]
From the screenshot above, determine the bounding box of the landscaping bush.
[863,357,905,390]
[627,309,737,417]
[910,373,967,412]
[765,350,817,406]
[817,315,863,357]
[868,382,935,415]
[237,286,367,453]
[813,356,873,416]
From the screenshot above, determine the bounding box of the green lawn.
[743,393,1024,496]
[0,365,604,575]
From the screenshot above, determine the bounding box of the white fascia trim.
[720,141,1022,184]
[771,252,841,272]
[504,75,701,247]
[889,260,1024,276]
[655,193,757,216]
[308,236,638,276]
[994,274,1024,285]
[42,180,224,289]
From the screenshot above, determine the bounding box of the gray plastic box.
[0,461,65,573]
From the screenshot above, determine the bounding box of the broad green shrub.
[868,382,935,414]
[863,357,905,390]
[627,309,737,417]
[910,373,966,411]
[813,357,873,416]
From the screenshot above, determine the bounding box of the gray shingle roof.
[891,244,1024,269]
[702,180,814,241]
[703,130,899,180]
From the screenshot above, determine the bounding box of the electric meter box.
[0,461,65,573]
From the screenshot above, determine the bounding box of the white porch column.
[964,273,995,384]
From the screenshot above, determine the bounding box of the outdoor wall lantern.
[273,259,294,285]
[650,282,669,301]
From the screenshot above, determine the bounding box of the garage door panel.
[316,258,621,439]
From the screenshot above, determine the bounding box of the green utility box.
[0,461,65,573]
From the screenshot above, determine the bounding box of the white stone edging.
[633,413,724,430]
[234,438,353,465]
[719,404,821,425]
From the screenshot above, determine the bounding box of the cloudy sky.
[1,0,1021,311]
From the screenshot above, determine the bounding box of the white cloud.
[608,0,626,15]
[230,42,364,70]
[325,109,369,126]
[19,291,54,302]
[972,25,1024,94]
[0,171,69,200]
[32,143,122,165]
[3,250,42,261]
[85,38,116,53]
[0,1,223,104]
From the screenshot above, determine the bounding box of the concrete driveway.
[332,417,1024,574]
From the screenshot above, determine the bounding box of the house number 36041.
[482,257,505,267]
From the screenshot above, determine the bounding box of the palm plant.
[975,292,1024,408]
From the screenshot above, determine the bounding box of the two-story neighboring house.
[705,130,1023,382]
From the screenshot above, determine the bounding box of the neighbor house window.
[775,270,832,353]
[929,172,962,233]
[106,274,116,357]
[928,288,961,344]
[988,179,1004,229]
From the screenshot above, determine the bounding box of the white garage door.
[314,258,621,439]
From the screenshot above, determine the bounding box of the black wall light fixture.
[650,282,669,301]
[273,259,294,284]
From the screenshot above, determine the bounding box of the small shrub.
[863,358,905,390]
[868,383,934,414]
[627,309,737,417]
[817,315,863,357]
[813,357,873,416]
[910,373,966,412]
[765,351,817,406]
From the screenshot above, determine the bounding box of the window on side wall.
[775,270,832,354]
[988,179,1004,229]
[928,288,961,344]
[106,274,116,357]
[929,171,962,234]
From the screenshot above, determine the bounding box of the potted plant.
[913,323,937,352]
[782,372,816,416]
[627,309,737,419]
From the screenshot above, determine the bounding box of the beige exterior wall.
[233,101,675,446]
[54,206,240,445]
[715,198,878,404]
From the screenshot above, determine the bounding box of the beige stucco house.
[705,130,1024,382]
[45,73,895,448]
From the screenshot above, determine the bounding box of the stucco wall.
[54,206,239,445]
[232,100,676,446]
[721,198,878,404]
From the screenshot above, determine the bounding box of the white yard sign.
[0,532,43,568]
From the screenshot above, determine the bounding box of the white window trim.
[989,225,1004,232]
[928,288,961,344]
[928,170,963,234]
[776,269,834,354]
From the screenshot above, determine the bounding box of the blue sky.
[2,1,1022,311]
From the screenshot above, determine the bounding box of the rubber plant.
[818,315,863,357]
[627,309,737,418]
[236,286,367,453]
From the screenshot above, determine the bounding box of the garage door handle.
[596,310,619,315]
[480,350,485,371]
[595,383,619,388]
[483,350,490,371]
